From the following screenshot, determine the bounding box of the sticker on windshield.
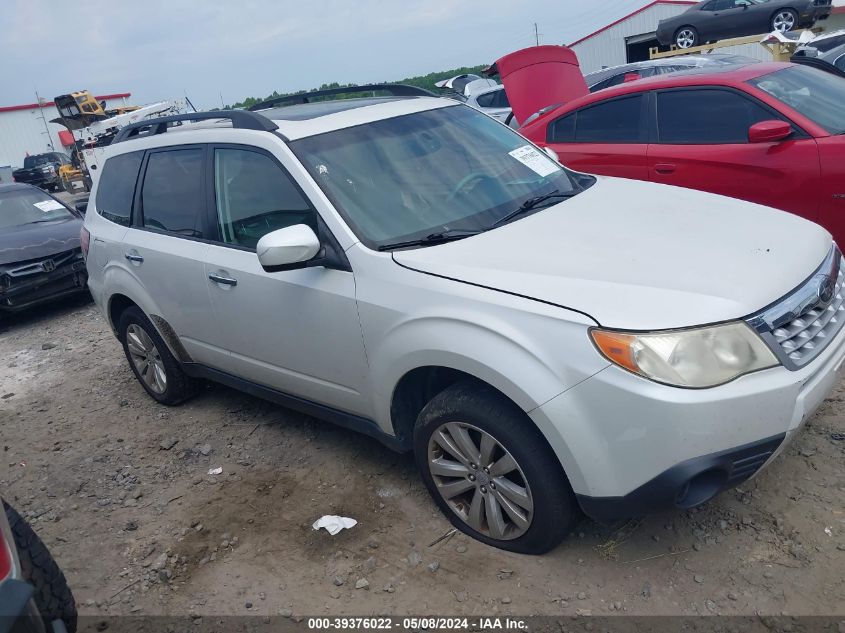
[508,145,561,177]
[33,200,65,212]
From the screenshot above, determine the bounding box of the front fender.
[367,308,606,433]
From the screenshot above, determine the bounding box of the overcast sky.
[3,0,647,109]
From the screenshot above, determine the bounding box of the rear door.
[545,93,649,180]
[120,145,225,367]
[647,87,821,222]
[202,144,370,416]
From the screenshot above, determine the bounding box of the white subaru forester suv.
[82,87,845,553]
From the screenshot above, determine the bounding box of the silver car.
[585,54,759,91]
[84,94,845,553]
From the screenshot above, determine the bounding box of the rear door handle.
[208,273,237,287]
[124,252,144,263]
[654,163,676,175]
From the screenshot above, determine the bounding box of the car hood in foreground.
[393,177,832,330]
[0,217,82,266]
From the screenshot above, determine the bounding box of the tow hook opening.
[675,469,727,509]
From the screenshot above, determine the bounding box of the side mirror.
[543,146,559,162]
[748,120,792,143]
[74,201,88,214]
[256,224,321,272]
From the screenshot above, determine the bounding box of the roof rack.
[247,84,436,111]
[112,110,278,144]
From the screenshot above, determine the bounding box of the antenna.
[34,90,56,151]
[534,22,540,46]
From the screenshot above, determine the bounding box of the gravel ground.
[1,296,843,619]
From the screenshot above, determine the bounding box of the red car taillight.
[0,528,12,580]
[80,226,90,260]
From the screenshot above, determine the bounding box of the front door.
[202,145,370,416]
[647,88,821,223]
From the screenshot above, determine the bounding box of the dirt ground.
[1,295,844,619]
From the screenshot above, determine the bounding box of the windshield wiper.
[491,190,573,228]
[377,229,482,251]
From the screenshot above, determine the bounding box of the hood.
[393,177,832,330]
[484,45,588,125]
[0,216,83,267]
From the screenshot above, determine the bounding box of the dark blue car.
[0,183,88,313]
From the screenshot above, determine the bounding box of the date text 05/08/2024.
[307,617,528,630]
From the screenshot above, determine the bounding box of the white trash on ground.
[207,466,223,475]
[313,515,357,535]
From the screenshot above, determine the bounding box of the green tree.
[226,65,491,110]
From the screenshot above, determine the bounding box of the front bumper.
[11,174,57,189]
[0,262,87,312]
[530,314,845,519]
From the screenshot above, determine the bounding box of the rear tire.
[772,8,798,32]
[4,502,77,633]
[118,306,200,405]
[674,26,698,48]
[413,381,578,554]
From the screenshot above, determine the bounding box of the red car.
[517,62,845,247]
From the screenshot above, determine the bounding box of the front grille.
[747,247,845,370]
[4,249,81,278]
[772,261,845,366]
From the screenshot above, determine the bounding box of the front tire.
[414,382,577,554]
[118,306,200,405]
[772,8,798,32]
[674,26,698,48]
[4,502,77,633]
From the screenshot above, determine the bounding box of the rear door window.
[95,151,143,226]
[140,148,206,237]
[657,89,779,143]
[572,95,646,143]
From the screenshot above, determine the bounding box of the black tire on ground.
[674,26,699,48]
[772,8,798,32]
[117,305,201,405]
[4,502,77,633]
[413,381,578,554]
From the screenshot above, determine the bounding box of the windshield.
[748,65,845,134]
[0,189,73,229]
[290,105,585,249]
[23,155,54,168]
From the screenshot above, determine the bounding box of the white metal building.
[0,93,130,170]
[570,0,845,75]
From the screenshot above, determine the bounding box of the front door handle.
[125,252,144,263]
[208,273,238,287]
[654,163,676,175]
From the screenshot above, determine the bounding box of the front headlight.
[590,322,779,388]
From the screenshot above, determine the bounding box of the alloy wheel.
[773,11,795,32]
[126,324,167,394]
[427,422,533,540]
[676,29,696,48]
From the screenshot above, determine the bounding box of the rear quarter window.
[95,151,143,226]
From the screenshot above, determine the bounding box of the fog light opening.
[675,469,727,509]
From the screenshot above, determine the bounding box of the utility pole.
[34,90,55,151]
[534,22,540,46]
